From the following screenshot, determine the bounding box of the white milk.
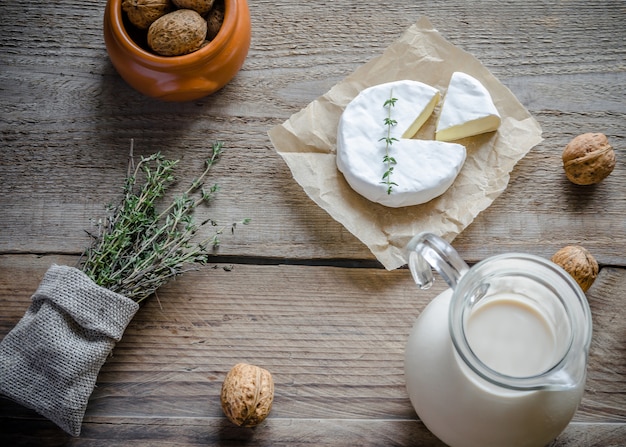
[465,294,557,377]
[405,289,584,447]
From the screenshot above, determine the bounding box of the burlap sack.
[0,264,139,436]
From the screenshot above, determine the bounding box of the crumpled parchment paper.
[268,16,543,270]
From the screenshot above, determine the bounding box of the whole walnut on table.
[562,133,616,185]
[221,363,274,427]
[552,245,599,292]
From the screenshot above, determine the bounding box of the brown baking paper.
[268,16,543,270]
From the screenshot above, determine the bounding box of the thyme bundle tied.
[79,140,249,303]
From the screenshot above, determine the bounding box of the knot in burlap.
[0,265,139,436]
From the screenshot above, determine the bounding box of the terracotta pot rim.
[109,0,238,66]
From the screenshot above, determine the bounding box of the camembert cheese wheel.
[337,80,466,208]
[435,72,501,141]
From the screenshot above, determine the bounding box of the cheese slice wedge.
[337,80,466,208]
[435,72,501,142]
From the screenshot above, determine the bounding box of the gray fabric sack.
[0,264,139,436]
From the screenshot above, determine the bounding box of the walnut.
[122,0,173,30]
[206,0,225,41]
[147,9,207,56]
[220,363,274,427]
[551,245,599,292]
[562,133,616,185]
[172,0,215,15]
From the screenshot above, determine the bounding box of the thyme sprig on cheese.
[380,92,399,194]
[79,140,250,303]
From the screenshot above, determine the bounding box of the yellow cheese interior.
[401,92,441,139]
[435,115,501,142]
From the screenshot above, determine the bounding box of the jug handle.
[405,233,470,290]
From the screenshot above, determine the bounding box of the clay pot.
[103,0,251,102]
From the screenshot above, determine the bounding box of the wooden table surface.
[1,0,625,445]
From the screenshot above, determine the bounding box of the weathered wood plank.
[1,0,625,444]
[1,1,625,264]
[1,255,624,444]
[1,413,625,447]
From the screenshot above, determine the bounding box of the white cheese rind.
[435,72,501,142]
[337,80,466,208]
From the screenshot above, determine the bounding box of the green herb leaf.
[78,140,249,303]
[381,90,399,194]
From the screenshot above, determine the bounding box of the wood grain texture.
[1,0,625,445]
[1,416,625,447]
[0,0,624,264]
[0,255,624,444]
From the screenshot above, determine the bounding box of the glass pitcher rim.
[449,252,593,391]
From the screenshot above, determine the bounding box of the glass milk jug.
[404,233,592,447]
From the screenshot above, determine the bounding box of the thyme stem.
[78,140,250,303]
[380,91,399,194]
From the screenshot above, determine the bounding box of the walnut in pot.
[122,0,173,30]
[221,363,274,427]
[172,0,215,15]
[562,133,616,185]
[551,245,599,292]
[206,0,225,41]
[147,9,207,56]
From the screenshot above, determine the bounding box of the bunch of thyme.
[380,92,399,194]
[78,140,249,303]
